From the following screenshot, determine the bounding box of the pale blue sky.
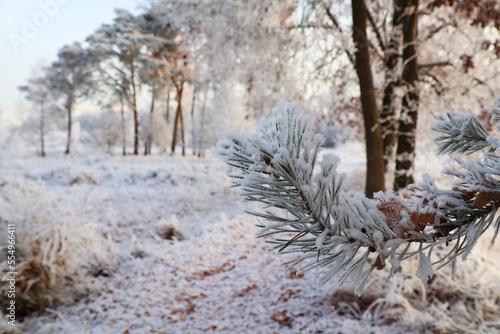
[0,0,143,124]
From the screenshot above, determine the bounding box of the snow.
[1,145,500,333]
[417,249,433,283]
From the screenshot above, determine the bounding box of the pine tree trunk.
[132,104,139,155]
[120,98,126,156]
[381,1,404,172]
[351,0,386,197]
[64,94,73,155]
[162,90,171,154]
[165,90,170,123]
[171,82,184,155]
[130,63,140,155]
[179,94,186,157]
[40,100,46,158]
[394,0,419,191]
[191,86,197,156]
[144,86,156,156]
[197,87,209,158]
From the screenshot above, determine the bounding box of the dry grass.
[0,181,115,320]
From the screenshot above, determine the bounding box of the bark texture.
[351,0,386,197]
[394,0,419,190]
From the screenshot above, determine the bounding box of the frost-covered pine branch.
[432,111,491,155]
[217,100,500,295]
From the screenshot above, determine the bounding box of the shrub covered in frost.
[311,108,360,148]
[0,181,115,318]
[316,122,355,148]
[217,99,500,295]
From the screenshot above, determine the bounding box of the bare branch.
[320,1,355,65]
[418,61,453,70]
[423,21,453,41]
[366,6,386,51]
[286,24,335,30]
[421,71,445,95]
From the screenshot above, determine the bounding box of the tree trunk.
[130,63,140,155]
[120,98,126,156]
[351,0,386,197]
[40,100,46,158]
[394,0,419,191]
[180,96,186,157]
[381,0,404,172]
[197,87,209,158]
[144,85,156,156]
[171,82,184,155]
[191,86,197,156]
[64,93,73,155]
[165,89,170,123]
[162,89,171,154]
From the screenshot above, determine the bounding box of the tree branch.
[418,60,453,70]
[366,6,386,51]
[320,1,355,65]
[218,100,500,294]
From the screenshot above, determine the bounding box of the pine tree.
[46,42,94,155]
[217,99,500,295]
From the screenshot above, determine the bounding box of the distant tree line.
[18,0,500,197]
[19,1,300,158]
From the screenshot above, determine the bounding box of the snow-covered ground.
[1,142,500,333]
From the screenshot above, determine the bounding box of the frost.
[372,230,384,247]
[466,223,477,240]
[219,99,500,296]
[3,127,500,333]
[315,228,329,249]
[417,249,433,283]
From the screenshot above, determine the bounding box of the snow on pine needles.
[1,149,500,333]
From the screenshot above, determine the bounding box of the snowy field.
[1,142,500,334]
